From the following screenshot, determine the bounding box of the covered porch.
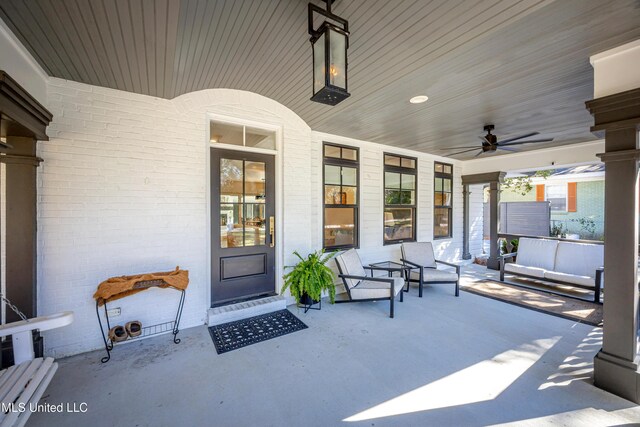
[29,266,640,426]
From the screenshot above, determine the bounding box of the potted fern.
[281,250,337,309]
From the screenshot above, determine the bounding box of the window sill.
[383,239,415,246]
[433,236,453,241]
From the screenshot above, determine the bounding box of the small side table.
[368,261,416,293]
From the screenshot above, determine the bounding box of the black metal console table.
[95,283,186,363]
[368,261,416,293]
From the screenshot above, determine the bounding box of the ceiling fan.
[442,125,554,158]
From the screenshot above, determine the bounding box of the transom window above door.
[210,121,276,150]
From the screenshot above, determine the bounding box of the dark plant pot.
[299,292,320,307]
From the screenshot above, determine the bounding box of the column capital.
[597,148,640,163]
[585,88,640,137]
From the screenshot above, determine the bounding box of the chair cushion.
[544,271,595,287]
[516,238,558,271]
[401,242,436,268]
[349,277,404,300]
[554,242,603,278]
[504,263,547,278]
[335,249,366,289]
[409,268,458,282]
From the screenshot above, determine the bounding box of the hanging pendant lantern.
[309,1,350,106]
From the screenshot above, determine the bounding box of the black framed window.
[323,143,359,249]
[434,162,453,238]
[384,154,417,244]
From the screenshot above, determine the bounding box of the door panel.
[211,148,275,305]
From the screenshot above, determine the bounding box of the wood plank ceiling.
[1,0,639,159]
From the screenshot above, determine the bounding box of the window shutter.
[535,184,545,202]
[567,182,577,212]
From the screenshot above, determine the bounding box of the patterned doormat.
[208,309,308,354]
[461,280,603,327]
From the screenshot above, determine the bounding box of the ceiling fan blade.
[436,145,479,150]
[499,138,554,146]
[473,151,484,158]
[498,132,539,144]
[497,146,518,152]
[0,141,13,149]
[445,148,481,157]
[478,136,491,143]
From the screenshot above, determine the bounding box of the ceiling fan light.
[409,95,429,104]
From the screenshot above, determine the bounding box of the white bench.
[500,237,604,303]
[0,312,73,427]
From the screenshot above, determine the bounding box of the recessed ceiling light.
[409,95,429,104]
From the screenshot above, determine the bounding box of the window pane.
[245,127,275,150]
[401,158,416,169]
[400,190,415,205]
[435,163,444,173]
[435,178,443,192]
[244,161,265,203]
[324,185,342,204]
[342,148,357,161]
[443,178,452,192]
[325,165,341,185]
[385,155,400,167]
[211,121,243,146]
[324,208,356,247]
[549,198,567,211]
[435,192,451,206]
[444,165,452,174]
[220,159,243,203]
[384,208,414,242]
[401,174,415,190]
[244,204,266,246]
[385,172,401,189]
[342,167,357,186]
[324,145,341,158]
[385,190,401,205]
[342,186,357,204]
[434,208,450,237]
[221,204,243,247]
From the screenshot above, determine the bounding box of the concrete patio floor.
[30,268,639,427]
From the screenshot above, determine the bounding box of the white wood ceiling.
[1,0,639,158]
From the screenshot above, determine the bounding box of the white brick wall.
[38,78,467,357]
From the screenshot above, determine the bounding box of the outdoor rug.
[461,280,603,327]
[208,309,308,354]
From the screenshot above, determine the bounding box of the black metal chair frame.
[335,263,403,318]
[499,251,604,303]
[400,258,460,298]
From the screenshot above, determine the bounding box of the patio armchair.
[335,249,405,318]
[401,242,460,297]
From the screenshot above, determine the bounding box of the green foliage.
[502,170,552,196]
[385,190,413,205]
[571,217,596,237]
[281,250,337,304]
[550,223,566,238]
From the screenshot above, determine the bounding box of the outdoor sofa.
[500,237,604,302]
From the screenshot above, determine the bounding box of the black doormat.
[208,309,308,354]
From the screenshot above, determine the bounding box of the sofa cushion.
[349,277,404,300]
[401,242,436,268]
[516,238,558,271]
[409,268,458,282]
[544,271,595,288]
[554,242,603,278]
[504,263,547,278]
[335,249,366,289]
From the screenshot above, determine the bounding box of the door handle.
[269,216,275,248]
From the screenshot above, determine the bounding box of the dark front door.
[211,148,276,306]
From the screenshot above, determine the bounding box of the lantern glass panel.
[328,28,346,89]
[313,32,326,95]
